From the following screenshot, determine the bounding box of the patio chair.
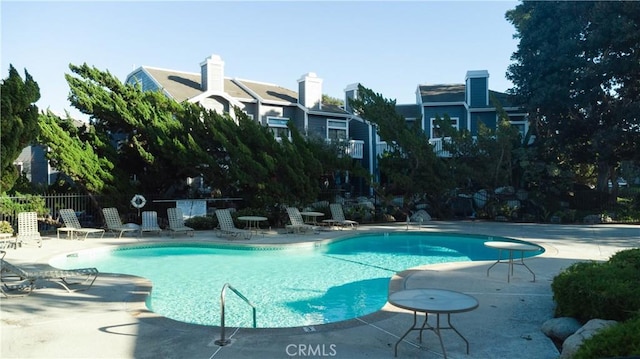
[141,211,163,236]
[1,250,98,297]
[58,209,105,240]
[214,209,251,240]
[16,212,42,248]
[102,207,140,238]
[285,207,318,234]
[167,207,194,237]
[326,203,359,230]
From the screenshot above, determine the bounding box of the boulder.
[583,214,613,224]
[559,319,618,359]
[541,317,582,341]
[410,209,431,223]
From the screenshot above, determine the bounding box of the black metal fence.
[0,193,103,232]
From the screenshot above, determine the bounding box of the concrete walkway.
[1,221,638,359]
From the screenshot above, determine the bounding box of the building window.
[327,119,347,141]
[430,117,459,139]
[267,117,291,141]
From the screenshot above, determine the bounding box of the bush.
[0,194,49,217]
[185,216,216,230]
[551,249,640,322]
[0,221,13,234]
[572,313,640,359]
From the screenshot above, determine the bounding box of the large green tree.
[0,65,40,193]
[349,85,451,215]
[39,63,338,210]
[506,1,640,195]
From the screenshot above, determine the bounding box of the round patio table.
[237,216,267,234]
[299,211,324,225]
[485,241,539,282]
[388,288,478,358]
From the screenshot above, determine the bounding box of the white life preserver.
[131,194,147,209]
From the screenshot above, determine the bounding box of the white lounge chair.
[323,203,359,230]
[58,209,105,240]
[1,250,98,297]
[102,207,140,238]
[285,207,318,234]
[141,211,163,236]
[16,212,42,248]
[214,209,251,240]
[167,207,194,237]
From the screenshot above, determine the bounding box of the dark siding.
[468,77,488,108]
[345,88,357,113]
[470,112,497,134]
[307,115,326,138]
[423,105,467,137]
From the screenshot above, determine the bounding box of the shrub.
[0,221,13,234]
[185,216,216,230]
[551,249,640,322]
[0,194,49,217]
[572,313,640,359]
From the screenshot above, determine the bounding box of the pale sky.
[1,1,520,120]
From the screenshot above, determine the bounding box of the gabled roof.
[141,67,267,103]
[233,79,297,104]
[418,84,466,103]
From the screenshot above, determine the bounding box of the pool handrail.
[215,283,256,346]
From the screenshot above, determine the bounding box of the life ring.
[131,194,147,209]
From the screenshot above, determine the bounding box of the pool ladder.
[215,283,257,346]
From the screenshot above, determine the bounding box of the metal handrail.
[214,283,256,346]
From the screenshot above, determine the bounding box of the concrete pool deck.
[1,221,638,358]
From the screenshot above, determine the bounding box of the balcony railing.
[376,140,451,158]
[345,140,364,159]
[327,139,364,159]
[377,135,534,158]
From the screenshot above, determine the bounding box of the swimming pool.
[50,232,543,328]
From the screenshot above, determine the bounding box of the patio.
[1,221,638,358]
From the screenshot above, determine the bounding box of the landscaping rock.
[583,214,613,224]
[410,209,431,222]
[559,319,618,359]
[541,317,582,341]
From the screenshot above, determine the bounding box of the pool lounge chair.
[324,203,358,230]
[16,212,42,248]
[141,211,163,236]
[285,207,318,234]
[1,250,98,297]
[167,207,194,237]
[214,209,251,240]
[58,208,105,240]
[102,207,140,238]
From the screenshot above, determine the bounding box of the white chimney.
[298,72,323,109]
[200,54,225,92]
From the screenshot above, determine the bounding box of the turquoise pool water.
[50,232,543,328]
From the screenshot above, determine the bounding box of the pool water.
[50,232,542,328]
